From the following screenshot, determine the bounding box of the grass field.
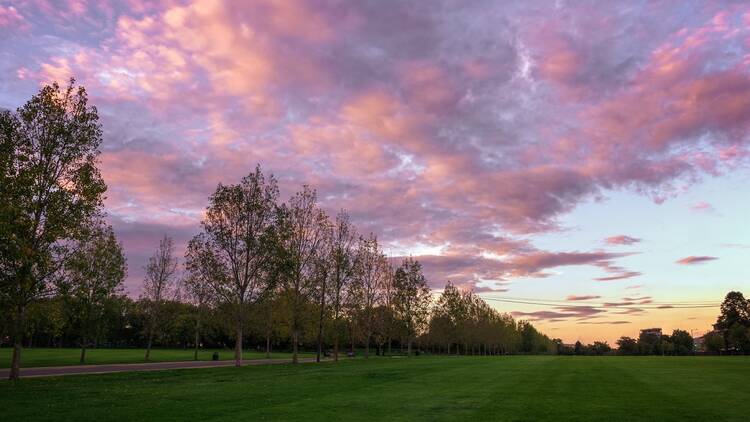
[2,356,749,421]
[0,348,311,368]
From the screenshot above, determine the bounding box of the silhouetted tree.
[328,211,357,362]
[670,329,694,355]
[392,258,431,356]
[142,235,179,360]
[616,336,638,355]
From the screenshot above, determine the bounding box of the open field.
[2,356,749,421]
[0,348,312,368]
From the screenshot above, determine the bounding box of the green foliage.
[716,291,750,330]
[616,336,638,355]
[0,80,107,378]
[57,221,126,358]
[392,258,432,354]
[715,291,750,354]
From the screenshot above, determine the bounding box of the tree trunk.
[333,330,339,362]
[145,326,154,361]
[365,332,371,359]
[80,336,87,364]
[10,340,22,380]
[407,338,413,356]
[265,330,271,359]
[316,289,326,363]
[9,305,25,380]
[387,337,392,356]
[193,318,200,361]
[292,330,299,364]
[235,323,243,367]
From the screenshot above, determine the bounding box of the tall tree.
[351,234,388,358]
[142,235,178,360]
[181,266,215,361]
[277,186,329,364]
[716,291,750,330]
[392,258,432,356]
[715,291,750,354]
[432,282,466,354]
[0,80,106,380]
[328,211,357,362]
[184,166,279,367]
[58,220,126,363]
[313,225,333,363]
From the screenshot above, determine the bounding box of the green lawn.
[0,347,311,368]
[2,356,749,421]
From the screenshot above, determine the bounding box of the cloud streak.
[676,256,719,265]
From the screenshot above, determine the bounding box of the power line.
[476,295,719,306]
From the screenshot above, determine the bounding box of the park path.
[0,357,322,379]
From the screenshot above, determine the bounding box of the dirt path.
[1,357,322,379]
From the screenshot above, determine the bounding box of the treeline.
[556,330,696,356]
[0,81,554,380]
[426,283,556,355]
[613,329,695,356]
[3,278,554,359]
[557,291,750,356]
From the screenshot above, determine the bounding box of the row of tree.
[1,81,555,380]
[614,329,695,356]
[426,283,556,355]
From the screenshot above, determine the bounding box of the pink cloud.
[690,201,714,212]
[2,0,747,295]
[566,295,601,301]
[594,271,642,282]
[0,5,25,28]
[605,235,641,245]
[676,256,718,265]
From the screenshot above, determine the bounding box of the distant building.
[639,328,662,337]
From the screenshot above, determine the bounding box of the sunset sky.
[1,0,749,343]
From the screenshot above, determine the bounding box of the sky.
[1,0,749,344]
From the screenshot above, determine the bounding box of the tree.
[431,282,465,354]
[591,341,612,355]
[715,291,750,354]
[184,166,279,367]
[276,186,329,364]
[182,266,215,361]
[58,220,126,363]
[638,330,662,355]
[727,324,750,354]
[350,234,388,358]
[142,235,179,360]
[616,336,638,355]
[392,258,432,356]
[328,211,357,362]
[704,332,725,354]
[670,329,694,355]
[313,225,333,363]
[574,341,583,355]
[0,80,106,380]
[715,291,750,330]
